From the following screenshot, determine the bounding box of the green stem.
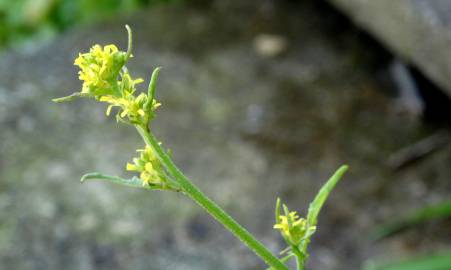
[297,258,304,270]
[136,125,289,270]
[292,247,305,270]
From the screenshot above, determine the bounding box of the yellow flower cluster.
[54,25,161,127]
[74,44,127,97]
[126,146,164,186]
[71,42,161,126]
[274,210,316,246]
[54,26,170,189]
[99,73,161,124]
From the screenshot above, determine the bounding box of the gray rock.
[1,2,450,270]
[328,0,451,97]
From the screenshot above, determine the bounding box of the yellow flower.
[100,92,148,124]
[118,72,144,95]
[74,44,127,97]
[96,70,161,125]
[126,146,164,186]
[274,209,316,246]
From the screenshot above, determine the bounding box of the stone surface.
[328,0,451,97]
[1,1,451,270]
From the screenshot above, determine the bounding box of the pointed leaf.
[307,165,348,226]
[147,68,161,103]
[125,24,133,60]
[52,92,88,103]
[81,172,145,188]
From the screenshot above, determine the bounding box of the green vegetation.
[368,199,451,269]
[53,25,348,270]
[0,0,175,49]
[365,251,451,270]
[372,200,451,240]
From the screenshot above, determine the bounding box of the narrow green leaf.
[52,92,87,103]
[81,172,145,188]
[364,251,451,270]
[125,24,133,60]
[143,67,161,114]
[148,67,161,101]
[307,165,348,226]
[371,200,451,240]
[275,197,281,224]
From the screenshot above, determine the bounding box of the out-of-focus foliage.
[0,0,175,49]
[371,200,451,240]
[367,201,451,269]
[364,251,451,270]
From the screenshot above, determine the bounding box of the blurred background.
[1,0,451,269]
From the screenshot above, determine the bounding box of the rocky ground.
[1,1,450,269]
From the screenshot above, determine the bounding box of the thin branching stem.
[135,125,289,270]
